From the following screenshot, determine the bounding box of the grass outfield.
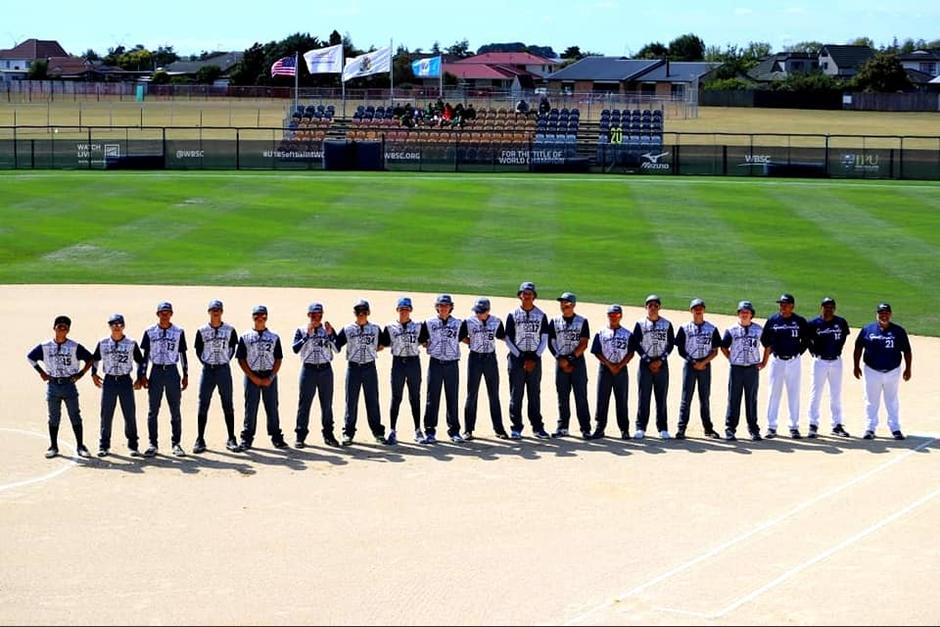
[1,171,939,335]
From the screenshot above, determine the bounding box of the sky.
[4,0,938,57]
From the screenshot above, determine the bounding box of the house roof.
[748,52,817,81]
[820,45,876,69]
[634,61,720,82]
[46,56,95,77]
[456,52,555,66]
[904,67,935,84]
[443,63,519,80]
[547,57,660,81]
[898,49,940,61]
[163,51,243,75]
[0,38,67,60]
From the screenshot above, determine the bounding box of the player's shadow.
[89,451,257,475]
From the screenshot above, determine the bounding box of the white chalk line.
[0,427,78,495]
[563,434,938,625]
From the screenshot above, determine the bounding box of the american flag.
[271,55,297,77]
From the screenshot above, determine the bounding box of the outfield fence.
[1,125,938,180]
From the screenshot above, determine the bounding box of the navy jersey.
[27,339,93,378]
[632,317,675,362]
[194,323,238,366]
[760,313,810,358]
[808,316,850,360]
[292,326,337,365]
[676,321,721,362]
[460,316,506,354]
[335,323,381,364]
[92,336,145,377]
[548,315,590,358]
[505,306,549,356]
[236,328,283,372]
[591,326,634,363]
[723,323,764,366]
[855,322,910,372]
[141,324,189,374]
[380,320,422,357]
[420,316,462,361]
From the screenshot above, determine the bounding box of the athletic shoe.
[581,432,593,440]
[143,446,158,458]
[534,430,551,439]
[551,428,569,438]
[425,433,438,444]
[764,428,777,439]
[413,430,425,443]
[750,432,763,442]
[591,431,606,440]
[450,434,464,444]
[509,430,523,440]
[225,439,243,452]
[76,445,91,458]
[192,439,207,454]
[386,431,398,446]
[97,448,109,458]
[807,425,819,439]
[341,435,354,446]
[705,430,722,440]
[294,440,306,449]
[831,424,851,438]
[171,444,186,457]
[374,435,388,445]
[892,430,906,441]
[272,439,289,449]
[790,428,802,439]
[240,441,252,451]
[323,434,340,448]
[494,432,510,440]
[725,432,737,442]
[659,430,671,440]
[129,448,142,458]
[462,431,474,441]
[862,430,875,440]
[633,430,645,440]
[674,430,686,440]
[45,447,59,459]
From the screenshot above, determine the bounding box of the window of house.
[671,84,685,98]
[821,61,828,70]
[920,62,937,75]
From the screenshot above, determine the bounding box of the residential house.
[0,38,68,81]
[160,51,244,84]
[818,44,875,77]
[748,52,819,82]
[897,49,940,78]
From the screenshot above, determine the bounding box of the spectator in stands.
[442,103,454,126]
[539,95,551,115]
[515,98,530,117]
[464,104,477,121]
[393,103,405,119]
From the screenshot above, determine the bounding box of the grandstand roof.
[634,61,721,81]
[547,57,660,81]
[456,52,555,66]
[0,39,68,60]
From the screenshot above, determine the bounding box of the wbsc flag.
[411,56,442,78]
[303,44,343,74]
[342,46,392,82]
[270,56,297,77]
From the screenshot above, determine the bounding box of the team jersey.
[292,326,337,365]
[855,322,910,372]
[505,306,549,356]
[632,317,675,362]
[380,320,422,357]
[548,314,590,358]
[194,323,238,366]
[27,339,93,378]
[335,323,382,364]
[420,316,462,361]
[723,323,764,366]
[591,326,634,364]
[676,321,721,362]
[760,313,810,358]
[459,316,506,354]
[141,324,188,374]
[808,316,850,360]
[92,336,145,377]
[236,328,283,372]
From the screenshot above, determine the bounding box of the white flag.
[303,44,343,74]
[342,46,392,82]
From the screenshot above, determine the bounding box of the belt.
[203,363,230,370]
[104,374,132,381]
[348,361,376,368]
[303,363,332,370]
[151,364,178,371]
[469,351,496,357]
[817,356,840,361]
[393,355,420,362]
[49,376,75,384]
[430,357,458,365]
[774,354,798,361]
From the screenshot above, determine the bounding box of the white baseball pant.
[767,355,801,431]
[808,356,843,428]
[863,365,901,433]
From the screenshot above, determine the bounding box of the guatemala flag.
[411,56,442,78]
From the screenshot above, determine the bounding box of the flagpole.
[341,46,346,120]
[439,56,443,99]
[294,51,299,112]
[389,39,394,109]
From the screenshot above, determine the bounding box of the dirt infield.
[1,284,937,625]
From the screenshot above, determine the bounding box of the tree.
[27,59,48,80]
[786,41,824,54]
[562,46,583,60]
[150,70,171,84]
[853,53,912,92]
[771,71,842,91]
[83,49,100,62]
[195,65,223,84]
[229,43,266,85]
[430,41,441,55]
[446,39,471,58]
[668,33,706,60]
[153,45,178,69]
[328,30,342,46]
[636,42,668,59]
[703,77,752,90]
[848,36,876,48]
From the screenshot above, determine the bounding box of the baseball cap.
[820,297,836,307]
[556,292,577,303]
[353,299,370,312]
[207,299,224,311]
[776,293,795,304]
[53,315,72,328]
[877,302,892,313]
[435,294,454,306]
[107,313,125,326]
[307,302,324,314]
[517,281,537,296]
[396,297,413,310]
[737,300,755,314]
[156,301,173,313]
[689,298,706,309]
[645,294,661,305]
[252,304,268,316]
[472,297,491,313]
[607,304,623,315]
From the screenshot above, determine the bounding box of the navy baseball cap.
[689,298,705,309]
[307,302,324,314]
[517,281,537,296]
[607,304,623,315]
[877,302,892,313]
[645,294,661,305]
[776,293,795,304]
[820,297,836,307]
[353,299,370,312]
[107,313,125,325]
[557,292,577,303]
[207,299,223,311]
[472,297,491,313]
[53,315,72,328]
[396,297,413,310]
[156,301,173,313]
[252,304,268,316]
[435,294,454,306]
[737,300,755,314]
